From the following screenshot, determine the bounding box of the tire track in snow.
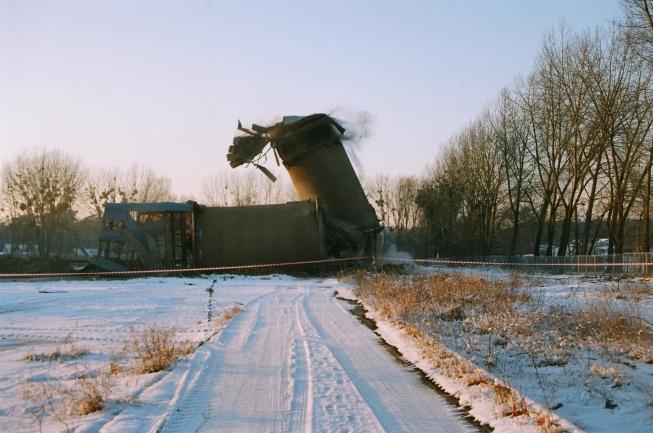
[294,291,385,433]
[159,287,294,433]
[157,289,282,433]
[288,297,313,433]
[303,293,475,433]
[98,289,278,433]
[97,283,473,433]
[157,343,222,433]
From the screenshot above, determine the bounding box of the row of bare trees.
[0,149,177,258]
[418,3,653,257]
[364,174,423,254]
[1,150,85,258]
[201,171,296,207]
[0,148,299,260]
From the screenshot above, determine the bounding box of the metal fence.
[473,253,653,277]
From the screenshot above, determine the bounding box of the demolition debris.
[91,114,381,271]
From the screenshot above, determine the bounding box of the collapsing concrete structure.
[92,114,380,271]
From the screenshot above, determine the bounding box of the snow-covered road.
[0,276,476,433]
[156,283,473,433]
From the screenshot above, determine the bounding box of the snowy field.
[0,274,476,433]
[1,270,651,433]
[351,266,653,433]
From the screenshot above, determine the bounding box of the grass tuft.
[125,325,194,374]
[23,339,88,363]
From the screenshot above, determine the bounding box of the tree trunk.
[582,162,601,254]
[644,166,651,252]
[546,199,559,256]
[533,196,550,256]
[509,204,520,257]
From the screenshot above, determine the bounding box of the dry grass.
[106,360,123,376]
[221,305,242,323]
[21,371,111,432]
[205,304,242,340]
[589,362,624,381]
[23,339,88,363]
[569,301,652,358]
[493,383,514,405]
[355,272,530,324]
[381,314,546,426]
[465,370,491,386]
[355,272,653,362]
[19,307,244,431]
[21,382,56,432]
[122,307,242,375]
[62,374,111,416]
[353,271,653,432]
[493,382,529,417]
[125,325,195,374]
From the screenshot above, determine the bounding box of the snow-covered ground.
[0,274,476,433]
[2,270,651,433]
[349,266,653,433]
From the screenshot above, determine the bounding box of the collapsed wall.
[92,113,380,271]
[228,113,381,256]
[196,200,325,266]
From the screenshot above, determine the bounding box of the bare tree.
[452,113,507,255]
[584,27,653,253]
[120,164,174,203]
[622,0,653,63]
[85,165,174,219]
[492,87,534,256]
[365,174,422,252]
[1,149,85,257]
[417,144,464,257]
[202,170,295,207]
[85,167,121,219]
[365,173,391,227]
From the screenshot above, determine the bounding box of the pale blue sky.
[1,0,620,197]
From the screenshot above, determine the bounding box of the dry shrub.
[64,374,111,416]
[21,382,56,431]
[24,339,88,363]
[222,305,241,322]
[215,305,241,331]
[21,371,111,431]
[563,296,653,360]
[355,272,530,324]
[126,307,241,374]
[126,325,194,374]
[106,360,122,376]
[536,414,561,433]
[493,383,514,405]
[493,383,529,417]
[589,363,623,381]
[204,305,242,340]
[466,370,491,386]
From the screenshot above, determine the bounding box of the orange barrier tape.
[377,256,653,267]
[1,255,649,280]
[0,256,372,279]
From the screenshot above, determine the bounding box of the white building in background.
[591,238,610,256]
[537,244,559,256]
